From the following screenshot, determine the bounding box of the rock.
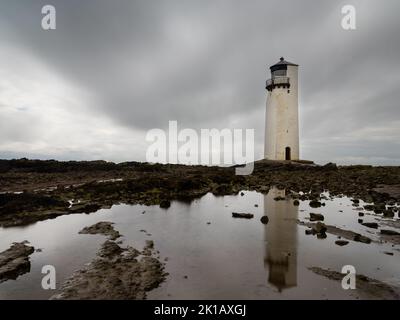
[260,216,269,224]
[145,240,154,249]
[374,204,385,214]
[98,240,123,257]
[363,205,375,211]
[299,220,373,245]
[383,210,394,218]
[212,184,233,196]
[309,200,322,208]
[314,222,327,234]
[358,212,364,216]
[354,234,372,244]
[293,200,300,206]
[381,229,400,236]
[317,233,327,239]
[0,242,35,283]
[358,219,364,223]
[309,213,324,221]
[240,192,244,196]
[159,200,171,209]
[254,204,258,207]
[322,162,337,170]
[335,240,349,246]
[52,240,165,300]
[305,222,327,238]
[79,221,121,240]
[232,212,254,219]
[309,266,400,299]
[362,222,379,229]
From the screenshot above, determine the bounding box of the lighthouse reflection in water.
[263,187,298,292]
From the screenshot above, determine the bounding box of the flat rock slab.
[381,229,400,236]
[232,212,254,219]
[362,222,379,229]
[309,266,400,300]
[335,240,349,246]
[79,221,121,240]
[310,213,324,221]
[51,240,166,300]
[0,242,34,283]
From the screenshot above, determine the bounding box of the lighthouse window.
[272,69,286,77]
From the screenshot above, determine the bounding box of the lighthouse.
[264,57,299,160]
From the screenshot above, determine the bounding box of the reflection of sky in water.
[0,189,399,299]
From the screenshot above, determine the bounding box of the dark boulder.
[335,240,349,246]
[381,229,400,236]
[159,200,171,209]
[309,200,322,208]
[260,216,269,224]
[310,213,324,221]
[361,222,379,229]
[232,212,254,219]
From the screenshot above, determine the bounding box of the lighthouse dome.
[270,57,298,68]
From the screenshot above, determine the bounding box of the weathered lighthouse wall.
[264,65,299,160]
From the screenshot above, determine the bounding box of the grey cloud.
[0,0,399,164]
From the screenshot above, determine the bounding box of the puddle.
[0,188,399,299]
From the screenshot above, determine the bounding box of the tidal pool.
[0,188,399,299]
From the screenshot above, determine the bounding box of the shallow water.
[0,188,399,299]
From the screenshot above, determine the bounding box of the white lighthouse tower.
[264,57,299,160]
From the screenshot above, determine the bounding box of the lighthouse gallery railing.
[266,76,290,91]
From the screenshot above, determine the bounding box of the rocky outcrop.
[0,242,34,283]
[51,239,165,300]
[79,221,121,240]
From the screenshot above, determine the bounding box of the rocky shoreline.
[1,159,399,228]
[0,159,399,299]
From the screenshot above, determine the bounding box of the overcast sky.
[0,0,399,165]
